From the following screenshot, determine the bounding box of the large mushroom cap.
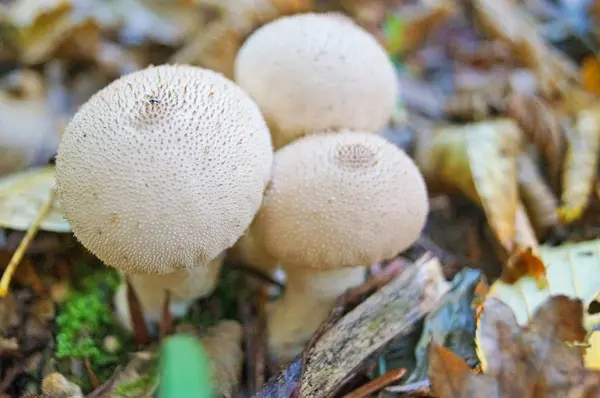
[56,64,273,274]
[234,13,398,149]
[255,131,428,270]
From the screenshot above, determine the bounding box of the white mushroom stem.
[115,254,224,332]
[267,265,366,362]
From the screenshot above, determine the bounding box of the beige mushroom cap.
[234,13,398,149]
[255,131,428,270]
[56,64,273,274]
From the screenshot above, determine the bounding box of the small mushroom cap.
[56,64,273,274]
[255,131,429,270]
[234,13,398,148]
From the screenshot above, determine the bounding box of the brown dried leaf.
[444,92,493,122]
[501,247,547,289]
[507,93,567,189]
[469,0,579,99]
[473,296,600,397]
[417,119,523,252]
[200,320,244,398]
[517,154,560,237]
[170,0,308,78]
[429,342,500,398]
[558,102,600,223]
[0,251,47,297]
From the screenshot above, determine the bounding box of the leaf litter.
[0,0,600,396]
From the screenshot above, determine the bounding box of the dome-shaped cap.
[234,13,398,149]
[255,131,428,270]
[56,64,273,274]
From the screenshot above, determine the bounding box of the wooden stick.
[341,369,406,398]
[0,187,56,296]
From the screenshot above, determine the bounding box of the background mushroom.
[234,12,398,149]
[56,64,273,327]
[253,131,429,360]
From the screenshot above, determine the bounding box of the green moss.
[113,363,158,398]
[55,265,131,385]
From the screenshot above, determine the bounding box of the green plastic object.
[158,334,213,398]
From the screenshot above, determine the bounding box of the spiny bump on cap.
[234,12,398,148]
[56,64,273,275]
[255,131,428,270]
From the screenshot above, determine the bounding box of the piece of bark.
[255,256,449,397]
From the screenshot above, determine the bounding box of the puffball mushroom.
[56,64,273,325]
[254,131,429,360]
[234,12,398,149]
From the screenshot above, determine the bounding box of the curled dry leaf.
[507,93,566,189]
[171,0,311,78]
[469,0,579,98]
[382,0,455,56]
[517,154,560,238]
[484,239,600,334]
[558,102,600,223]
[0,69,59,176]
[512,201,540,257]
[200,320,244,398]
[417,119,523,253]
[473,296,598,397]
[444,91,494,122]
[432,296,600,397]
[0,167,69,233]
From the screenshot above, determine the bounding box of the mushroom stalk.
[267,265,366,361]
[115,254,224,332]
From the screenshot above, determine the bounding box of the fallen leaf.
[484,239,600,334]
[585,331,600,370]
[393,268,483,386]
[558,102,600,223]
[417,119,523,253]
[41,372,84,398]
[469,0,579,98]
[0,166,70,233]
[428,342,499,398]
[0,70,59,177]
[501,247,547,289]
[512,201,540,257]
[517,153,560,237]
[507,93,567,189]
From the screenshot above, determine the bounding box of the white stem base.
[114,254,223,332]
[267,266,366,362]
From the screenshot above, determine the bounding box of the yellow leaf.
[477,239,600,370]
[585,331,600,371]
[419,119,523,252]
[558,102,600,223]
[0,166,70,233]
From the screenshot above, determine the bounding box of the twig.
[159,290,174,340]
[126,278,151,346]
[342,369,406,398]
[86,365,122,398]
[298,258,406,385]
[0,362,23,393]
[0,188,56,296]
[83,358,101,389]
[254,287,268,391]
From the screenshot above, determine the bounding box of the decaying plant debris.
[1,0,600,397]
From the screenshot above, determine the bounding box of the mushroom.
[253,131,429,360]
[56,64,273,326]
[234,12,398,149]
[115,254,224,332]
